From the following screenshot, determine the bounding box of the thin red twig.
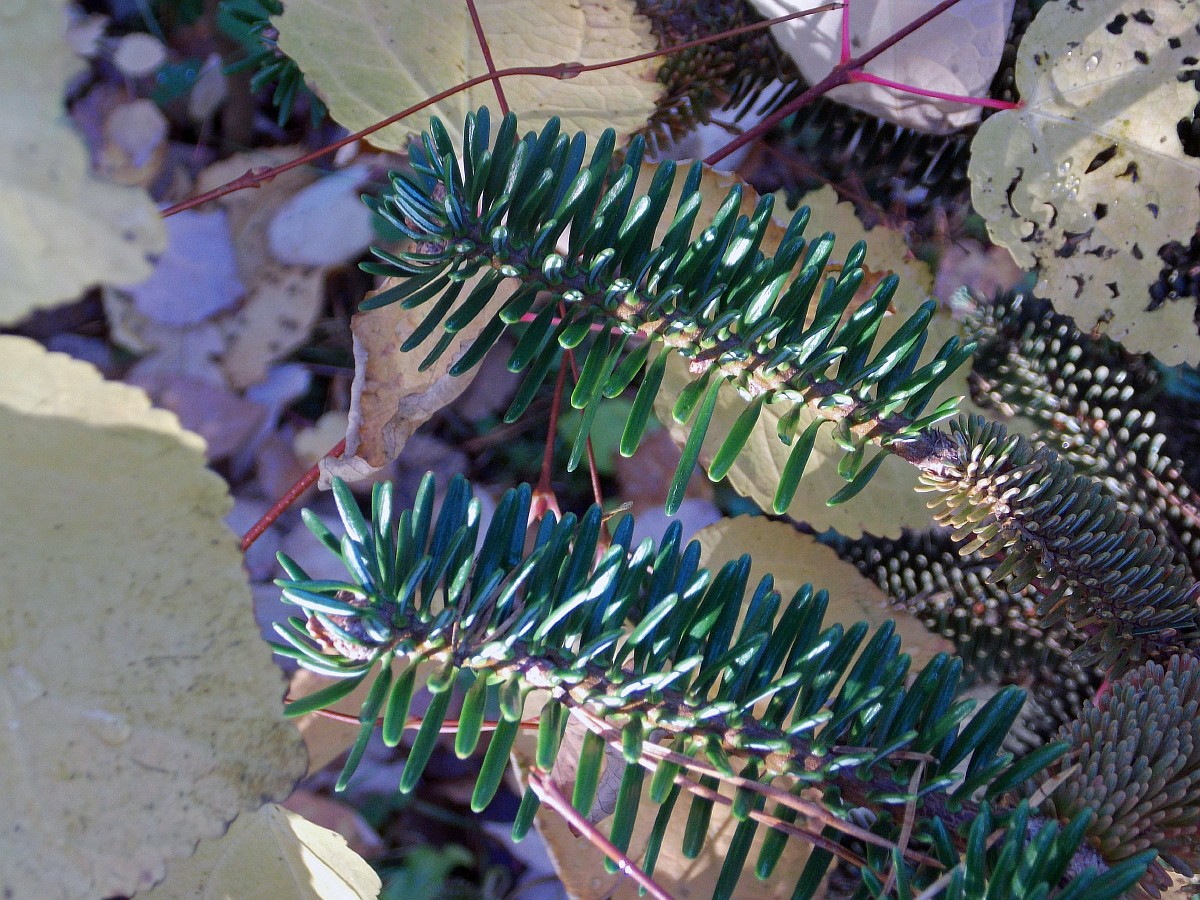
[531,361,570,524]
[240,439,345,552]
[238,436,343,549]
[526,766,675,900]
[705,0,1014,167]
[162,4,840,217]
[464,0,510,115]
[850,71,1021,110]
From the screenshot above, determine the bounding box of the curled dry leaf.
[968,0,1200,363]
[320,274,516,487]
[275,0,663,149]
[140,804,381,900]
[0,337,306,899]
[0,0,164,324]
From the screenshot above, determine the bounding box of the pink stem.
[526,767,674,900]
[464,0,510,115]
[840,0,852,63]
[850,71,1021,110]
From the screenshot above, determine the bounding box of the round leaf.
[0,337,306,898]
[275,0,663,150]
[0,0,165,324]
[969,0,1200,363]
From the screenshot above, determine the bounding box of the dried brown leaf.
[321,274,515,485]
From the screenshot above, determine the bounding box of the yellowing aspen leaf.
[512,741,816,899]
[142,804,381,900]
[0,0,164,325]
[694,517,951,670]
[969,0,1200,364]
[275,0,662,150]
[0,337,306,899]
[654,186,980,537]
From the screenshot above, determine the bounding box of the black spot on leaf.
[1094,203,1108,220]
[1086,144,1118,173]
[1134,50,1149,65]
[1106,13,1127,34]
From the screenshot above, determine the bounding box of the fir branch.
[274,474,1155,897]
[361,108,1200,672]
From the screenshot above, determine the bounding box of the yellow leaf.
[653,184,984,536]
[693,516,951,671]
[511,741,817,899]
[275,0,663,150]
[0,337,306,898]
[142,804,381,900]
[968,0,1200,364]
[0,0,164,324]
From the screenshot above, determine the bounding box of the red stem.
[705,0,987,167]
[464,0,510,115]
[162,4,840,217]
[240,439,345,552]
[850,71,1021,110]
[526,767,674,900]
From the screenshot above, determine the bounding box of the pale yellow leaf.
[320,275,515,486]
[512,740,818,900]
[653,185,983,536]
[968,0,1200,363]
[634,162,790,252]
[275,0,663,150]
[142,803,381,900]
[0,337,306,899]
[0,0,165,324]
[751,0,1014,134]
[693,517,951,671]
